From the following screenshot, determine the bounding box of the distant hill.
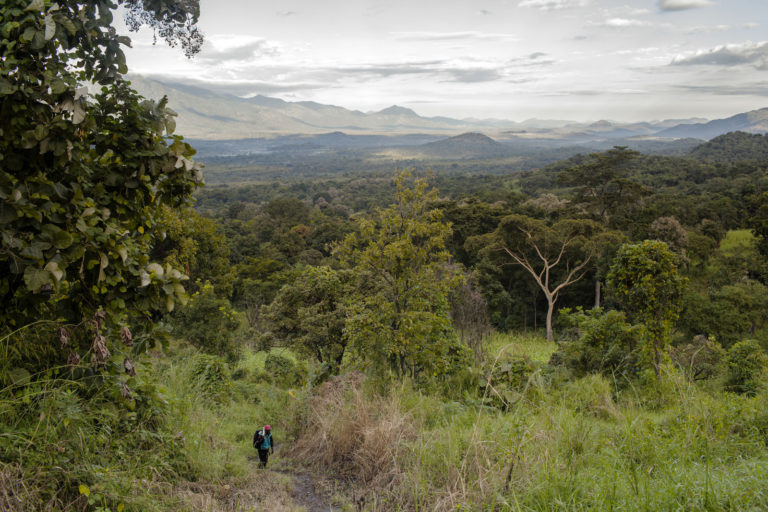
[127,75,486,138]
[657,108,768,140]
[416,133,513,158]
[689,131,768,162]
[127,75,767,145]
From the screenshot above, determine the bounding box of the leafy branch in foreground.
[1,0,202,379]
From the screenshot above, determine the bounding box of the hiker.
[253,424,274,468]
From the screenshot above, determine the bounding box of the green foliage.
[724,339,768,395]
[670,335,726,381]
[480,351,538,410]
[558,374,617,419]
[690,131,768,163]
[152,205,233,297]
[482,213,603,341]
[556,146,647,221]
[680,280,768,347]
[607,240,686,377]
[173,282,240,360]
[262,265,352,374]
[554,308,642,381]
[334,170,471,379]
[264,352,306,387]
[188,353,232,402]
[749,191,768,259]
[0,0,202,377]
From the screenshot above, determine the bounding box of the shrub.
[670,335,726,381]
[724,339,768,395]
[265,353,307,387]
[480,351,538,410]
[188,353,232,401]
[173,282,241,360]
[553,308,642,382]
[558,374,618,419]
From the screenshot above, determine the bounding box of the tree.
[484,215,602,341]
[262,266,353,374]
[173,282,241,360]
[333,171,470,379]
[1,0,202,376]
[152,205,233,297]
[557,146,647,222]
[607,240,686,379]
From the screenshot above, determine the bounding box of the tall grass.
[287,333,768,511]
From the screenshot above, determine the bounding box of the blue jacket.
[254,430,273,451]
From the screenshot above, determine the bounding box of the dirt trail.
[287,472,337,512]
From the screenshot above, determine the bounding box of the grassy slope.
[283,333,768,511]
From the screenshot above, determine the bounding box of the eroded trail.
[285,472,337,512]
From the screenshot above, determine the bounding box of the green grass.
[486,331,557,363]
[284,333,768,511]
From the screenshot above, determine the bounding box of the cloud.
[276,10,296,16]
[677,82,768,95]
[671,41,768,69]
[685,25,731,34]
[518,0,588,11]
[744,23,760,29]
[197,37,280,64]
[442,69,504,83]
[529,52,547,59]
[137,74,327,97]
[479,9,492,15]
[600,18,646,27]
[658,0,713,11]
[392,31,518,41]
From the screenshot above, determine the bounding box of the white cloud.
[671,41,768,69]
[685,24,731,34]
[518,0,588,11]
[392,31,519,42]
[602,18,646,27]
[658,0,713,12]
[744,23,760,29]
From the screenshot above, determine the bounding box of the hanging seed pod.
[124,358,136,377]
[57,327,69,347]
[67,352,81,366]
[120,325,133,347]
[93,310,106,330]
[120,382,132,399]
[92,334,110,368]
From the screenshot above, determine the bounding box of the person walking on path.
[253,424,274,468]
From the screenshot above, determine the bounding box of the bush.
[480,351,538,410]
[559,374,618,420]
[188,353,232,402]
[173,282,241,360]
[670,335,726,381]
[553,308,642,381]
[724,339,768,395]
[265,353,307,387]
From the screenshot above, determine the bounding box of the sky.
[117,0,768,122]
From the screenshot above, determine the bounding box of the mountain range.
[128,75,768,145]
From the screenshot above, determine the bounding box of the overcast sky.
[118,0,767,122]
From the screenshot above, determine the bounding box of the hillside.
[128,75,766,145]
[416,132,513,158]
[689,131,768,162]
[657,108,768,139]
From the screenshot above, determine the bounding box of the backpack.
[253,429,265,449]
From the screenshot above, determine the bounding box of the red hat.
[264,425,271,430]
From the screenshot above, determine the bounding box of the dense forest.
[3,0,768,510]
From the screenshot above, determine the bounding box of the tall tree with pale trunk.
[485,215,602,341]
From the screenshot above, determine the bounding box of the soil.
[289,472,337,512]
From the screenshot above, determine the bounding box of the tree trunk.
[545,298,555,342]
[594,279,601,309]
